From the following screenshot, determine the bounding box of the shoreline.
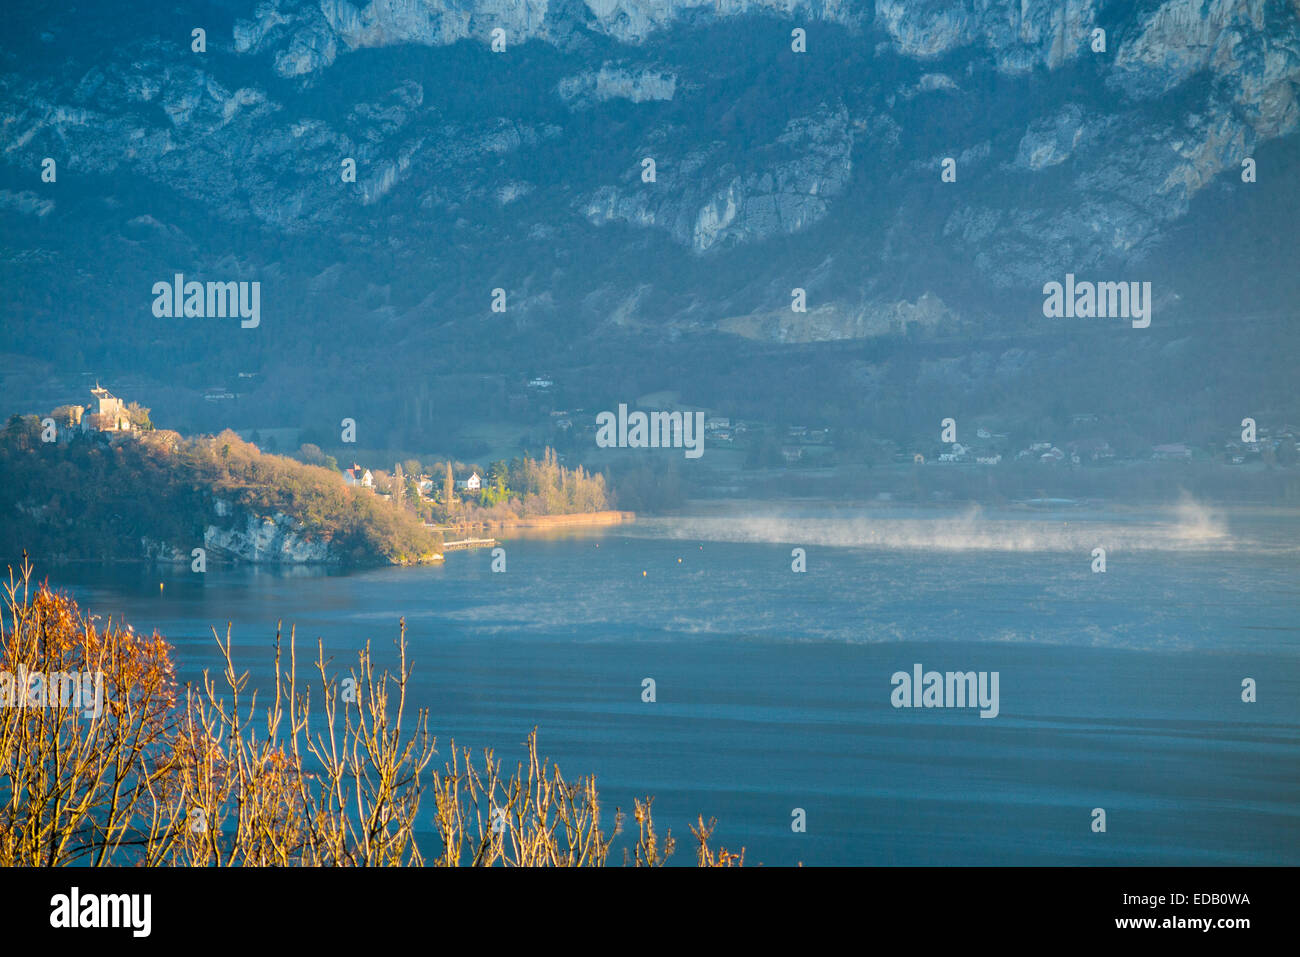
[12,512,636,570]
[500,510,636,529]
[435,510,636,533]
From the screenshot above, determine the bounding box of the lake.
[37,503,1300,865]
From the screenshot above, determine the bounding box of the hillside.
[0,418,443,566]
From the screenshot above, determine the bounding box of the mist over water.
[644,498,1259,554]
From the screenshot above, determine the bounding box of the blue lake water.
[37,505,1300,865]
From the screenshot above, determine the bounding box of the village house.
[1016,440,1057,461]
[938,443,970,463]
[343,464,374,488]
[455,472,482,492]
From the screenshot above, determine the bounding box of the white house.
[455,472,481,492]
[344,465,374,488]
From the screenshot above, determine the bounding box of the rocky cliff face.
[232,0,862,75]
[142,506,338,564]
[204,512,336,564]
[1,0,1297,424]
[583,105,853,252]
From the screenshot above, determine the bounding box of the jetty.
[441,538,498,551]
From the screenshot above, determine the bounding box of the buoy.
[159,583,164,592]
[642,570,647,577]
[677,558,682,563]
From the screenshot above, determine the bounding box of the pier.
[440,538,498,551]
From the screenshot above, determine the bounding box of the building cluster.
[926,432,1127,467]
[922,420,1300,468]
[49,385,135,439]
[343,464,482,499]
[1220,425,1300,465]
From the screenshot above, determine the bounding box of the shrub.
[0,562,747,867]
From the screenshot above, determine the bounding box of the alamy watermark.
[151,274,260,328]
[50,887,150,937]
[1042,274,1151,328]
[890,663,999,718]
[595,404,704,458]
[1,667,104,719]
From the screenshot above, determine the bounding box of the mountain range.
[2,0,1297,453]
